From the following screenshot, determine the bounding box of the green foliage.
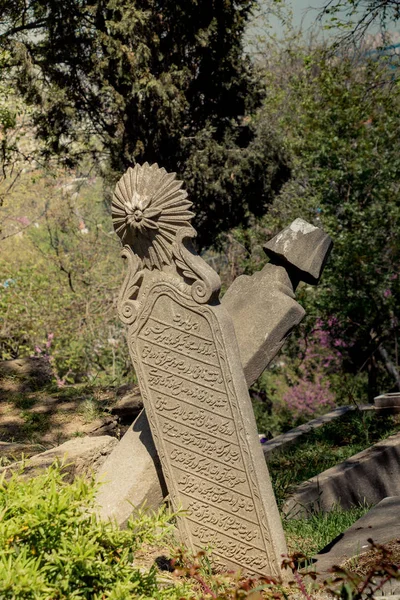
[0,0,289,247]
[1,460,399,599]
[0,463,190,599]
[0,170,132,383]
[320,1,400,37]
[257,44,400,396]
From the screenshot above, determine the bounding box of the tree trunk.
[378,345,400,391]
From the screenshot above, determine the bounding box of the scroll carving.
[117,246,143,325]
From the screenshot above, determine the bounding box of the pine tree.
[0,0,288,246]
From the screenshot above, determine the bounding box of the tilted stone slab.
[224,218,332,384]
[283,432,400,518]
[374,393,400,413]
[262,406,355,458]
[97,218,333,526]
[96,410,166,525]
[312,496,400,588]
[108,162,287,579]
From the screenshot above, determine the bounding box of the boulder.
[0,435,118,482]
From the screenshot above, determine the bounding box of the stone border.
[282,432,400,517]
[262,406,356,458]
[375,393,400,413]
[311,496,400,597]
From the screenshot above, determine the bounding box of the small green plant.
[0,463,193,599]
[2,462,400,599]
[78,398,104,423]
[283,504,370,560]
[20,411,51,439]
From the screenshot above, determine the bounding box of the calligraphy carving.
[112,163,287,579]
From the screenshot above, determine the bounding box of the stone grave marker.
[97,216,333,526]
[110,162,287,579]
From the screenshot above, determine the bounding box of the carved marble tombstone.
[111,163,287,579]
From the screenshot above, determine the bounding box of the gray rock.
[0,441,44,460]
[96,410,166,526]
[0,435,118,482]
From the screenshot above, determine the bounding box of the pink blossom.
[15,216,30,226]
[384,289,392,298]
[46,333,54,348]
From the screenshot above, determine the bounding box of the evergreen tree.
[0,0,288,246]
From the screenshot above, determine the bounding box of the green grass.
[78,398,105,423]
[283,503,370,560]
[269,410,400,505]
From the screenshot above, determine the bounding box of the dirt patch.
[0,380,135,451]
[340,539,400,576]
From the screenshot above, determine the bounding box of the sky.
[250,0,395,41]
[247,0,343,42]
[291,0,329,28]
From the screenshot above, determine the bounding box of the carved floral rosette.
[112,163,287,579]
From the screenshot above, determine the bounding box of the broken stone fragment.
[0,436,118,482]
[263,218,333,285]
[223,218,333,385]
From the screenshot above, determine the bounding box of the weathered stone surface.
[0,436,118,481]
[0,441,44,460]
[108,163,287,579]
[223,218,333,385]
[312,496,400,593]
[97,216,333,539]
[263,218,333,285]
[96,410,166,525]
[374,393,400,413]
[222,264,305,386]
[283,432,400,517]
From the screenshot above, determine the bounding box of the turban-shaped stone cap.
[264,218,333,285]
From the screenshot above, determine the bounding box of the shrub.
[0,463,190,599]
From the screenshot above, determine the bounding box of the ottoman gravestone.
[97,218,333,525]
[109,162,288,578]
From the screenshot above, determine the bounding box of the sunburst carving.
[112,163,194,269]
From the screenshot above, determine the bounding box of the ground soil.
[0,374,132,459]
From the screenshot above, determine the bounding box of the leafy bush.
[0,464,190,599]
